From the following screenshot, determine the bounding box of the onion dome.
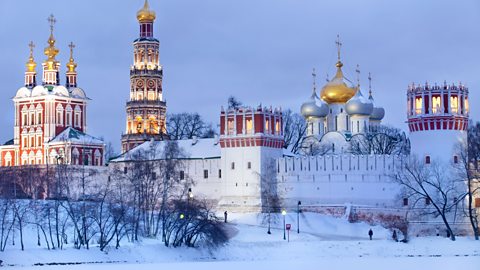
[346,88,373,116]
[301,90,329,118]
[369,94,385,120]
[137,0,156,22]
[26,41,36,72]
[66,42,77,73]
[320,61,357,104]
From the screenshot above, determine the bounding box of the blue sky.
[0,0,479,152]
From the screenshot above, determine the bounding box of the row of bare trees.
[0,141,228,252]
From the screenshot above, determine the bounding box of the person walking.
[368,228,373,240]
[224,211,228,223]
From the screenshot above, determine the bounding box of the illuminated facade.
[121,0,167,153]
[407,81,469,161]
[0,15,104,167]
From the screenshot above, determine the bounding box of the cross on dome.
[68,42,76,58]
[312,68,317,91]
[335,35,342,61]
[48,14,56,34]
[355,64,361,87]
[28,41,35,57]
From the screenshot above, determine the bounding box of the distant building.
[121,0,167,153]
[0,15,104,167]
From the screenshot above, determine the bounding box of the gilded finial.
[335,35,343,67]
[67,42,77,73]
[368,72,372,97]
[26,41,36,72]
[355,64,361,88]
[44,14,59,63]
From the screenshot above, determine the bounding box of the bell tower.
[121,0,167,153]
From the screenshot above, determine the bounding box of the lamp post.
[282,209,287,240]
[297,201,301,234]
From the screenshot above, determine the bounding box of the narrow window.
[425,198,430,205]
[180,170,185,180]
[425,156,431,164]
[231,162,235,170]
[203,169,208,179]
[218,169,222,179]
[152,172,156,179]
[453,155,458,164]
[247,162,251,169]
[403,198,408,206]
[124,167,127,174]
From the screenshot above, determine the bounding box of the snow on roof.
[112,137,221,162]
[49,127,104,145]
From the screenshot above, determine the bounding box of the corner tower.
[407,81,468,162]
[121,0,167,153]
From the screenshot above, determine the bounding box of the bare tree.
[349,125,410,155]
[393,156,463,240]
[455,121,480,240]
[227,96,242,110]
[254,158,283,234]
[167,113,215,140]
[282,109,307,154]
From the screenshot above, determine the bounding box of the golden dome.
[44,33,59,62]
[320,61,356,104]
[137,0,156,22]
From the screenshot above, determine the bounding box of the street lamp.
[297,201,301,234]
[282,209,287,240]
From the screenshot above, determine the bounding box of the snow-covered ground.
[1,212,479,269]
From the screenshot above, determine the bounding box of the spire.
[67,42,77,73]
[66,42,78,88]
[44,14,59,62]
[25,41,37,87]
[42,14,60,85]
[26,41,36,72]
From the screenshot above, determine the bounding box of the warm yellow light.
[180,214,185,219]
[415,97,422,114]
[281,209,287,216]
[450,96,458,113]
[465,99,469,113]
[246,119,253,134]
[432,96,441,113]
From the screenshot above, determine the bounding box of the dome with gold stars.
[320,61,357,104]
[137,0,156,22]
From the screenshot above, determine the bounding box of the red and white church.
[0,15,104,167]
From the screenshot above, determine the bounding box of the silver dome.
[346,89,373,116]
[300,91,329,118]
[368,95,385,120]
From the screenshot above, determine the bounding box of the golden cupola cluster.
[137,0,156,22]
[25,41,37,72]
